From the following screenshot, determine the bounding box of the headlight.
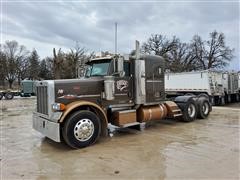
[52,103,65,111]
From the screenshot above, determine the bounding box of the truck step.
[173,113,183,117]
[119,122,140,128]
[172,109,182,113]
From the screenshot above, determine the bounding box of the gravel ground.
[1,98,239,179]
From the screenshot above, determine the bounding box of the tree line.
[142,30,234,72]
[0,41,93,88]
[0,30,234,89]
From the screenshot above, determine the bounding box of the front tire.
[62,110,101,149]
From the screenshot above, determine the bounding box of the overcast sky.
[1,0,239,70]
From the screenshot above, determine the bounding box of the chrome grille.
[36,86,48,115]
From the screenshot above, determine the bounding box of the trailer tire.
[62,110,101,149]
[177,99,197,122]
[5,92,14,100]
[227,94,231,103]
[197,98,211,119]
[236,94,240,102]
[0,93,3,100]
[220,96,225,105]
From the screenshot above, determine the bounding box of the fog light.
[52,103,65,111]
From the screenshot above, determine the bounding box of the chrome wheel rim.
[74,119,94,142]
[188,104,196,118]
[202,102,209,115]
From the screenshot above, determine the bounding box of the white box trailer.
[165,70,240,105]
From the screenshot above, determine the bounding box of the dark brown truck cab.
[33,41,212,149]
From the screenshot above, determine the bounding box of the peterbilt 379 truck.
[33,41,211,149]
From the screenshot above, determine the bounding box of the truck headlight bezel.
[52,103,65,111]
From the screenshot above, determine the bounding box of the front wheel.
[62,110,101,149]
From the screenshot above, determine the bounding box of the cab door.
[113,61,133,104]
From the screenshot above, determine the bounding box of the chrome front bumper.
[33,113,61,142]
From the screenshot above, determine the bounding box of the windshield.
[86,62,110,77]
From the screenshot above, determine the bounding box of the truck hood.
[54,77,104,104]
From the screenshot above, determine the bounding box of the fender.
[59,100,108,136]
[174,95,194,103]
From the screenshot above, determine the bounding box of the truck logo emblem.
[58,89,64,94]
[116,80,128,91]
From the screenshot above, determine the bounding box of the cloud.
[1,1,239,70]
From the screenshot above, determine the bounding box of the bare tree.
[205,31,233,69]
[2,40,29,88]
[65,43,86,78]
[53,42,94,79]
[167,39,197,72]
[53,48,64,79]
[191,31,234,70]
[143,31,234,71]
[142,34,178,58]
[190,35,206,69]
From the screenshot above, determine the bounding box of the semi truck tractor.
[33,41,212,149]
[165,71,240,105]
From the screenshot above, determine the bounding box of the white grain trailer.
[165,70,240,105]
[221,72,240,102]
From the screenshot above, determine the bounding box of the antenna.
[99,38,101,54]
[115,22,117,55]
[113,22,118,72]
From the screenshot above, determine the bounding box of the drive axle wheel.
[177,99,197,122]
[0,93,3,100]
[62,110,101,149]
[197,97,211,119]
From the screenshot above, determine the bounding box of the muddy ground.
[1,98,239,179]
